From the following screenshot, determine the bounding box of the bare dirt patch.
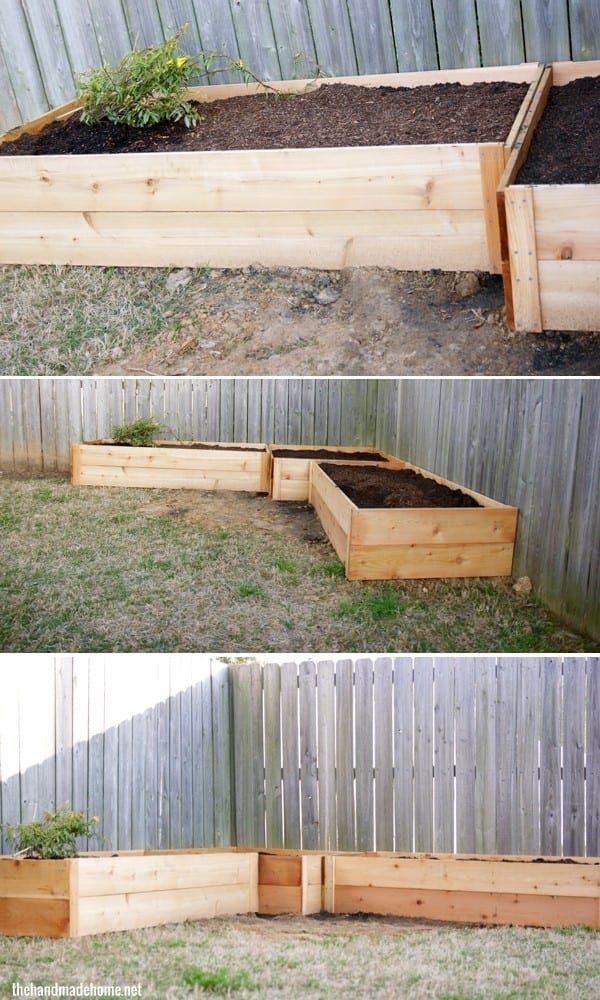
[89,267,600,377]
[2,265,599,376]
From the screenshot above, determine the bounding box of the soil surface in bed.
[322,463,481,509]
[92,441,265,451]
[518,76,600,184]
[1,81,529,156]
[272,447,389,460]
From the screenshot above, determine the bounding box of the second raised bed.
[269,444,397,501]
[309,460,518,580]
[71,440,271,492]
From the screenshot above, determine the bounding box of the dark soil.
[322,463,481,509]
[93,440,265,451]
[1,81,529,156]
[518,76,600,184]
[271,447,389,461]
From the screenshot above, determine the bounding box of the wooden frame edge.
[497,65,552,330]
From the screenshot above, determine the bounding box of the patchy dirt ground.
[1,914,598,999]
[2,264,599,375]
[97,267,600,377]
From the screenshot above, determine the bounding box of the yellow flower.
[176,56,188,68]
[92,816,100,823]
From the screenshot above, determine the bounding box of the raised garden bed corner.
[498,60,600,332]
[309,460,518,580]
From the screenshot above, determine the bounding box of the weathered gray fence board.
[474,658,496,854]
[431,0,480,69]
[518,659,540,854]
[522,0,571,61]
[414,658,434,851]
[212,660,234,846]
[476,0,525,65]
[299,659,318,849]
[374,657,394,851]
[316,659,336,851]
[455,659,475,852]
[335,658,355,850]
[280,661,301,848]
[268,0,318,79]
[345,0,397,75]
[2,0,600,131]
[562,657,586,856]
[569,0,600,59]
[540,657,562,855]
[263,661,283,847]
[389,0,437,71]
[355,658,374,851]
[393,656,414,851]
[434,659,454,852]
[586,658,600,855]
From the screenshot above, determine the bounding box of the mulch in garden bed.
[94,441,265,450]
[0,81,529,156]
[321,463,481,509]
[517,75,600,184]
[271,447,389,461]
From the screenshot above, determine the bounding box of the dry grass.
[0,915,598,999]
[0,265,184,374]
[0,476,592,653]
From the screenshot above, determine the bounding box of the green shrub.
[3,807,100,859]
[77,27,201,129]
[111,417,162,447]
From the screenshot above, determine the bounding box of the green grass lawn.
[0,916,598,999]
[0,477,594,653]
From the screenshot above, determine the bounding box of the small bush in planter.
[3,807,101,859]
[77,26,201,129]
[111,417,162,447]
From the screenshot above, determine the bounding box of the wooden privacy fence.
[1,656,598,858]
[0,378,380,474]
[2,0,600,132]
[232,657,600,857]
[0,377,598,641]
[0,656,234,854]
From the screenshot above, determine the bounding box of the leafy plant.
[77,26,201,129]
[3,807,100,859]
[111,417,162,447]
[77,23,319,131]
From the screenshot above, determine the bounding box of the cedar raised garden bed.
[0,851,258,938]
[269,444,397,501]
[2,849,596,937]
[324,853,600,928]
[499,60,600,332]
[309,461,518,580]
[258,851,323,916]
[71,440,271,492]
[0,65,543,271]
